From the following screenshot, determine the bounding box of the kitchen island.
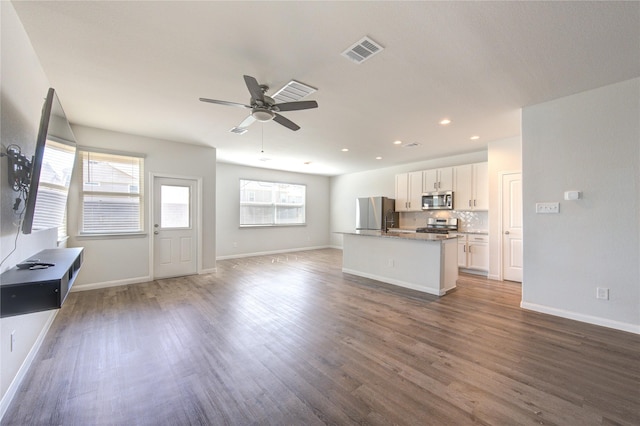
[340,230,458,296]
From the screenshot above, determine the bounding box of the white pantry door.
[502,172,523,282]
[153,177,198,279]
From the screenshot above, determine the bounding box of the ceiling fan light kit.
[252,108,275,122]
[200,75,318,132]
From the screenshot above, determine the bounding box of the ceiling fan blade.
[237,115,256,129]
[273,113,300,131]
[199,98,250,109]
[274,100,318,112]
[243,75,265,103]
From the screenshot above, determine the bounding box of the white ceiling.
[12,1,640,176]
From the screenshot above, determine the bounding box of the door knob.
[154,231,159,235]
[504,231,510,235]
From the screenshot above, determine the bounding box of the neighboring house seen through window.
[240,179,306,226]
[80,150,144,234]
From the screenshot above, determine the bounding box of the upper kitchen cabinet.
[423,167,453,192]
[395,171,423,212]
[454,162,488,210]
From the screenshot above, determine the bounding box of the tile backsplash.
[399,210,488,232]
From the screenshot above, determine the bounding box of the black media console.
[0,247,84,318]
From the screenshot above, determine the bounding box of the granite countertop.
[339,230,459,241]
[391,227,488,235]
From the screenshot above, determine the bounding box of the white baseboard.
[0,310,58,421]
[216,245,331,260]
[71,275,152,292]
[199,267,217,274]
[520,302,640,334]
[459,268,488,277]
[342,268,446,296]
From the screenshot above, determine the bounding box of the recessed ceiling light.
[341,148,349,152]
[393,140,402,145]
[470,135,480,140]
[440,118,451,125]
[375,156,382,160]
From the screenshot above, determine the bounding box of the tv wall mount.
[2,145,32,193]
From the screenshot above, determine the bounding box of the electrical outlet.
[232,242,238,248]
[387,259,394,267]
[535,202,560,214]
[11,331,16,352]
[596,287,609,300]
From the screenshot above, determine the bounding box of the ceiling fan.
[199,75,318,131]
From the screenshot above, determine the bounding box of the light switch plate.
[535,202,560,214]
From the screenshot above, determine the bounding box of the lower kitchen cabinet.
[455,233,489,272]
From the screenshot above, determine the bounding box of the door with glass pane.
[153,177,197,279]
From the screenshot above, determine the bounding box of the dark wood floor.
[3,248,639,425]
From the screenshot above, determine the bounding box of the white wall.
[67,125,217,288]
[216,162,330,258]
[329,151,488,247]
[522,78,639,333]
[0,2,59,415]
[487,136,522,280]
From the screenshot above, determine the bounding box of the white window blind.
[81,150,144,234]
[32,139,76,240]
[240,179,306,226]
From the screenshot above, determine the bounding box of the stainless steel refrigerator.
[355,197,398,230]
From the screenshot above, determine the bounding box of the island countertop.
[338,229,459,242]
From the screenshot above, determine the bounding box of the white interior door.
[502,172,523,282]
[153,177,197,279]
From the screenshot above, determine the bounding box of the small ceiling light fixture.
[375,156,382,160]
[341,148,349,152]
[440,118,451,125]
[470,135,480,140]
[393,140,402,145]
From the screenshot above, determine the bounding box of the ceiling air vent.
[272,80,317,103]
[229,127,248,135]
[341,36,384,64]
[403,142,421,148]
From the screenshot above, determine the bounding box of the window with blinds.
[240,179,306,226]
[31,139,76,240]
[80,150,144,234]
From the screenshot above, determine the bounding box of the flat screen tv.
[22,88,77,234]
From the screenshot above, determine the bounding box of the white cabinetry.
[423,167,453,192]
[453,162,488,210]
[395,171,423,212]
[457,236,467,268]
[455,233,489,272]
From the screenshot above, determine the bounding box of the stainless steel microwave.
[422,191,453,210]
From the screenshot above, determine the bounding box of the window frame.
[30,137,76,242]
[239,179,306,228]
[78,148,145,236]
